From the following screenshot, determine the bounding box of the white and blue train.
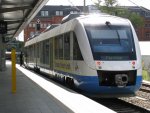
[24,14,142,97]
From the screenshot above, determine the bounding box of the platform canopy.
[0,0,49,41]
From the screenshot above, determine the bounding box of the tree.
[104,0,117,7]
[128,12,144,28]
[95,0,118,15]
[95,0,144,28]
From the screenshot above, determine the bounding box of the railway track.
[118,81,150,112]
[94,98,150,113]
[140,81,150,93]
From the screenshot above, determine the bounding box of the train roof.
[42,24,59,33]
[78,14,129,26]
[25,13,131,47]
[61,13,85,24]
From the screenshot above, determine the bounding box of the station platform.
[0,61,115,113]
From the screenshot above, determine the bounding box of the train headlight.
[132,61,135,65]
[132,61,135,68]
[97,61,101,65]
[96,61,102,69]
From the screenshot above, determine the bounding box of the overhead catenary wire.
[67,0,81,12]
[67,0,75,6]
[128,0,150,12]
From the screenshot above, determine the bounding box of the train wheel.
[34,67,40,73]
[70,78,75,89]
[66,77,75,89]
[63,76,66,84]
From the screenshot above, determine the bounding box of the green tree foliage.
[104,0,117,7]
[95,0,144,28]
[115,8,144,28]
[95,0,118,14]
[128,12,144,28]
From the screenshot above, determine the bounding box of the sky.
[46,0,150,10]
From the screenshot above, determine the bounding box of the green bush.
[142,70,150,81]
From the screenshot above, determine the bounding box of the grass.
[142,70,150,81]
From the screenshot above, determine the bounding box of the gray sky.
[46,0,150,10]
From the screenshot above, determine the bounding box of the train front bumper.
[74,75,142,96]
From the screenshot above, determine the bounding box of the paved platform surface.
[0,61,73,113]
[0,61,116,113]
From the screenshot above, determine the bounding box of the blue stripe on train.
[55,70,142,94]
[74,75,142,94]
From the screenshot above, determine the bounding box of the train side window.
[30,45,34,62]
[31,45,34,60]
[64,33,70,60]
[37,43,39,58]
[40,42,43,63]
[55,37,59,59]
[34,44,36,57]
[43,40,50,64]
[73,32,83,60]
[42,42,45,63]
[58,35,63,59]
[55,35,63,60]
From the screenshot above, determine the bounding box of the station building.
[127,6,150,41]
[24,5,90,42]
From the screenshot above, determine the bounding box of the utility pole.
[83,0,86,13]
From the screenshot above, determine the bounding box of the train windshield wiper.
[115,30,121,45]
[105,21,121,44]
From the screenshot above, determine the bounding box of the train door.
[70,32,74,71]
[24,47,29,65]
[49,38,53,70]
[39,41,44,67]
[43,40,50,68]
[72,32,83,75]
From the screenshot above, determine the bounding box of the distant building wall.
[24,5,150,42]
[128,6,150,41]
[24,5,88,42]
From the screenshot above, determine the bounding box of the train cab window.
[73,32,83,60]
[64,33,70,60]
[85,25,136,60]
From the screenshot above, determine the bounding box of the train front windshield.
[85,25,136,60]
